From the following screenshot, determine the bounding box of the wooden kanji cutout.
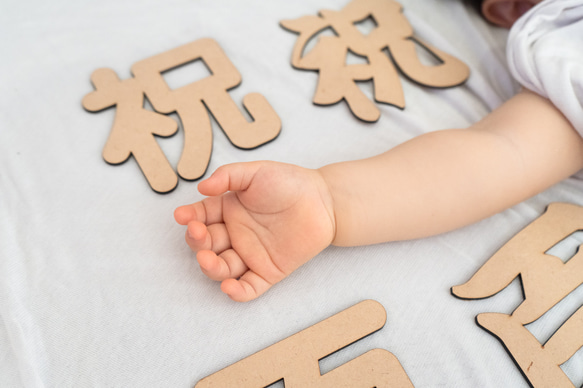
[476,309,583,388]
[281,0,469,122]
[452,202,583,387]
[83,38,281,192]
[82,68,180,193]
[194,300,414,387]
[452,203,583,324]
[131,38,281,181]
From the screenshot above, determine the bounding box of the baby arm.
[175,90,583,301]
[322,90,583,246]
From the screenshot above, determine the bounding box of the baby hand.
[174,161,336,302]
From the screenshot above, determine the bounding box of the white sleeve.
[506,0,583,137]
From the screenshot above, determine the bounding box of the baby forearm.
[319,91,583,246]
[319,129,522,245]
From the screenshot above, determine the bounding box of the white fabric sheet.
[1,0,582,387]
[507,0,583,136]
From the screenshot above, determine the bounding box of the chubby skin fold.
[174,90,583,302]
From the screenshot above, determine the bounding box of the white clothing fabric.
[1,1,582,387]
[507,0,583,137]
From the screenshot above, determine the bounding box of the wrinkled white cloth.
[1,1,582,387]
[507,0,583,136]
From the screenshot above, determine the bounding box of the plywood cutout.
[82,69,179,193]
[83,38,281,193]
[281,0,470,122]
[476,310,583,388]
[195,300,414,387]
[452,202,583,388]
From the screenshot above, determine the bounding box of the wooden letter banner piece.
[83,38,281,193]
[82,69,179,193]
[452,203,583,388]
[194,300,414,387]
[280,0,470,122]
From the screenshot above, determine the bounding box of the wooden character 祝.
[84,39,281,193]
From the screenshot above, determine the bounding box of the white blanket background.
[1,0,582,386]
